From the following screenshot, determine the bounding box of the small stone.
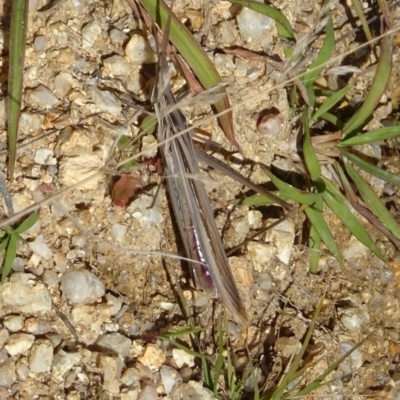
[246,242,276,272]
[3,315,24,332]
[0,273,52,313]
[137,384,158,400]
[339,341,363,374]
[52,350,82,381]
[29,339,53,373]
[34,148,56,165]
[120,387,140,400]
[58,154,103,190]
[105,293,123,316]
[125,34,156,64]
[96,332,131,358]
[98,354,123,394]
[236,7,273,43]
[28,234,54,260]
[171,380,214,400]
[5,333,35,357]
[0,329,9,348]
[54,72,77,97]
[82,19,102,49]
[120,367,139,387]
[61,269,105,304]
[0,359,16,388]
[110,224,128,242]
[137,344,166,371]
[160,365,182,394]
[230,257,253,287]
[26,84,59,108]
[19,112,43,136]
[24,317,51,335]
[264,218,295,265]
[141,135,157,158]
[33,35,47,53]
[172,349,195,369]
[89,85,122,114]
[16,360,30,381]
[110,28,128,46]
[103,55,131,76]
[71,304,112,344]
[275,337,301,358]
[343,236,369,260]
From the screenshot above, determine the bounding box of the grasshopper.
[152,4,248,324]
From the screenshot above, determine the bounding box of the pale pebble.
[28,234,53,260]
[26,85,59,108]
[5,333,35,357]
[61,269,105,304]
[125,34,157,64]
[160,365,182,394]
[172,348,195,369]
[137,344,166,371]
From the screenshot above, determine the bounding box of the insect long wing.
[159,88,248,324]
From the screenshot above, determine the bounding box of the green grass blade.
[322,178,384,260]
[340,149,400,187]
[8,0,29,179]
[339,126,400,147]
[14,212,38,234]
[0,237,9,254]
[272,298,324,398]
[309,225,321,273]
[319,111,345,128]
[302,14,334,89]
[305,196,343,265]
[227,0,295,40]
[213,320,225,396]
[135,0,239,148]
[158,325,205,339]
[264,169,322,206]
[230,191,291,206]
[295,331,374,397]
[310,83,353,123]
[343,34,393,139]
[344,161,400,239]
[351,0,373,44]
[303,110,321,180]
[2,235,17,282]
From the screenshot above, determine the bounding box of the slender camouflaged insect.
[151,3,248,323]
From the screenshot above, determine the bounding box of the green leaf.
[322,178,384,260]
[0,237,10,254]
[303,14,334,88]
[14,212,38,234]
[343,34,393,139]
[318,111,345,128]
[295,331,374,397]
[305,196,343,265]
[230,191,291,206]
[309,225,321,273]
[227,0,295,40]
[8,0,29,178]
[140,114,157,136]
[136,0,238,148]
[264,169,322,206]
[2,235,17,282]
[311,83,353,123]
[303,110,321,179]
[339,126,400,147]
[340,149,400,187]
[344,161,400,239]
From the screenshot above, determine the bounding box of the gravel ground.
[0,0,400,399]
